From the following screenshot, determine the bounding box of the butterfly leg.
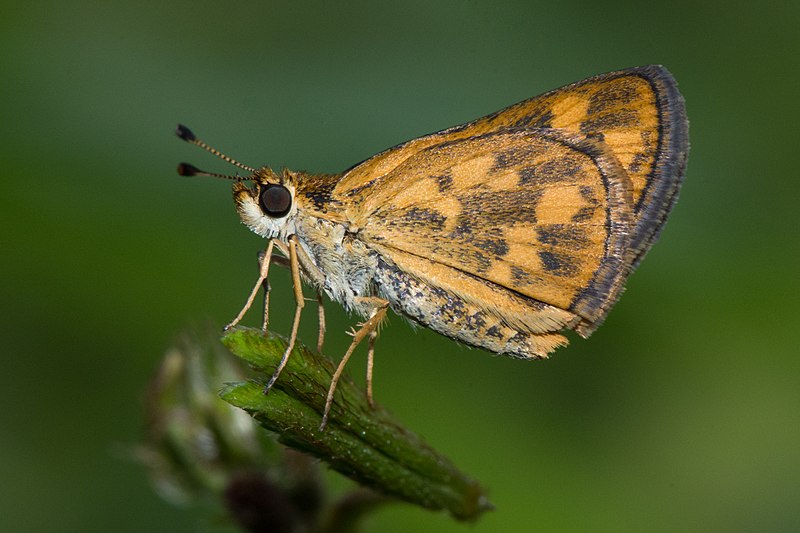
[320,297,388,430]
[264,235,304,393]
[277,240,326,353]
[256,252,290,332]
[257,252,272,332]
[270,247,325,353]
[365,327,377,408]
[225,240,275,331]
[316,290,326,353]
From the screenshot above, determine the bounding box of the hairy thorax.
[294,214,379,317]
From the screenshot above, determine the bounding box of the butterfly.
[177,65,688,428]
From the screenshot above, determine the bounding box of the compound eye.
[259,184,292,218]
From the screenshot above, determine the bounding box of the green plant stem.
[219,327,491,521]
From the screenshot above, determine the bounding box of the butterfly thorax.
[292,171,381,315]
[293,212,379,317]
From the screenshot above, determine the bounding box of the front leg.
[252,249,325,350]
[264,235,305,392]
[225,240,275,331]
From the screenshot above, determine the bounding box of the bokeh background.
[2,1,798,531]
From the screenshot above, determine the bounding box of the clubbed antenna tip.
[177,162,201,176]
[176,124,196,142]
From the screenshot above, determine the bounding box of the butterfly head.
[232,169,297,240]
[176,124,298,240]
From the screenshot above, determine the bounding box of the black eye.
[259,184,292,218]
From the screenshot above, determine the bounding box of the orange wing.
[328,66,687,336]
[334,65,688,267]
[338,129,632,332]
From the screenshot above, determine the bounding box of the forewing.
[351,129,633,330]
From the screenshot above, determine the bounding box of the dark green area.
[1,1,798,531]
[220,327,489,520]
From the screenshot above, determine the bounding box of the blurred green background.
[2,0,798,531]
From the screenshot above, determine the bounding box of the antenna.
[176,162,244,181]
[175,124,257,174]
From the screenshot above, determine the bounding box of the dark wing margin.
[625,66,689,267]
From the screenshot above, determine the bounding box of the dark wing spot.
[493,148,522,170]
[571,186,599,222]
[512,109,554,129]
[539,251,579,277]
[399,207,447,230]
[474,235,508,257]
[492,143,546,171]
[571,207,596,222]
[469,250,493,273]
[440,294,467,321]
[344,176,383,198]
[579,185,597,203]
[532,109,555,128]
[446,213,495,272]
[511,265,531,284]
[451,216,474,237]
[587,84,638,115]
[519,157,582,185]
[580,109,638,135]
[465,312,487,330]
[486,325,504,339]
[467,227,509,257]
[457,189,542,225]
[628,151,648,175]
[537,225,591,249]
[432,173,453,192]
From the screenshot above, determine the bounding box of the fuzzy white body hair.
[293,215,379,317]
[237,190,378,318]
